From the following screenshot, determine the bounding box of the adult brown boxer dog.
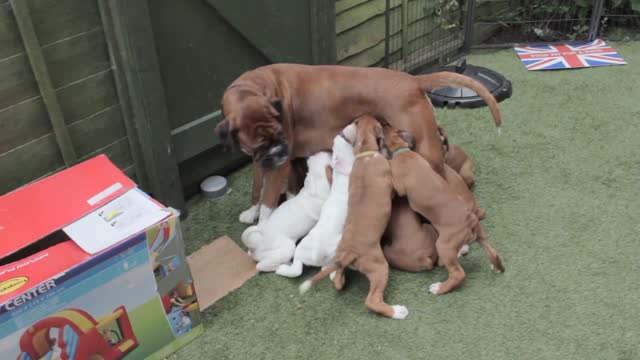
[215,64,503,224]
[299,116,408,320]
[381,124,504,295]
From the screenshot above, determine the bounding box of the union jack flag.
[514,39,626,71]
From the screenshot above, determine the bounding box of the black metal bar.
[470,37,601,50]
[462,0,477,53]
[588,0,606,41]
[384,0,391,68]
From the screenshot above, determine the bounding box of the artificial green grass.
[171,42,640,360]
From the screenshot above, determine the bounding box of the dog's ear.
[376,127,392,159]
[398,130,417,150]
[270,99,283,120]
[215,119,230,142]
[215,118,239,151]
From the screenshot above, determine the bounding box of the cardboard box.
[0,155,203,360]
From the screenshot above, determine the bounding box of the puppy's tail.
[240,225,262,249]
[299,252,356,294]
[414,72,502,131]
[476,228,505,273]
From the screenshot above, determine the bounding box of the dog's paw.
[239,205,259,224]
[391,305,409,320]
[458,244,469,258]
[275,264,301,278]
[256,261,279,273]
[429,282,442,295]
[329,271,336,281]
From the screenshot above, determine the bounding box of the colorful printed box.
[0,155,203,360]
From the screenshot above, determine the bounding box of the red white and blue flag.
[514,39,626,71]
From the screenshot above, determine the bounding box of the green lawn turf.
[171,41,640,360]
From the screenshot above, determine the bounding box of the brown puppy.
[383,128,484,270]
[382,125,504,295]
[216,64,503,223]
[382,197,438,272]
[382,172,485,271]
[299,116,408,320]
[438,125,476,190]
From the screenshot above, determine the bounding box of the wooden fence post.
[104,0,186,214]
[97,0,150,192]
[10,0,77,166]
[309,0,337,64]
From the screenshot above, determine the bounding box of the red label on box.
[0,241,89,303]
[0,155,136,258]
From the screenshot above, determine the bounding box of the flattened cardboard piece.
[187,236,257,310]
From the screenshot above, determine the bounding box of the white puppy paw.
[458,244,469,258]
[391,305,409,320]
[429,282,442,295]
[239,205,259,224]
[256,261,279,273]
[329,271,336,281]
[275,264,302,278]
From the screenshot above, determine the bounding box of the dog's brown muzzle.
[216,120,289,169]
[253,137,289,170]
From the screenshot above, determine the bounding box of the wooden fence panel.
[42,27,110,89]
[0,97,50,154]
[56,70,118,124]
[1,0,337,207]
[336,0,466,69]
[28,0,102,46]
[0,2,23,59]
[11,0,77,164]
[0,53,39,109]
[0,134,65,193]
[0,0,138,196]
[67,104,126,157]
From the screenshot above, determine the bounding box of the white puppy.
[276,133,355,278]
[241,152,332,272]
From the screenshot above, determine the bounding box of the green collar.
[392,147,411,157]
